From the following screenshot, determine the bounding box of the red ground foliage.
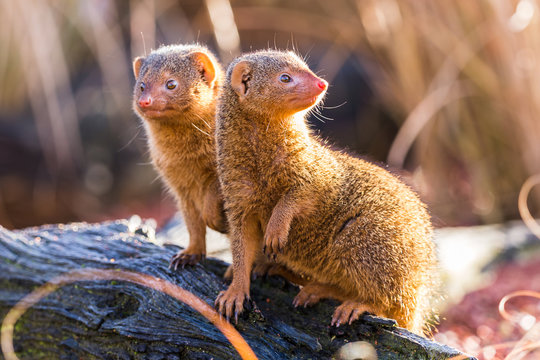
[435,258,540,359]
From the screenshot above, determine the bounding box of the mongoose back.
[214,50,438,334]
[132,44,227,269]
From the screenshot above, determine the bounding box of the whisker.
[304,45,314,62]
[191,123,211,137]
[310,112,326,123]
[151,173,162,184]
[192,112,212,129]
[312,108,335,121]
[318,113,334,121]
[140,32,147,56]
[118,127,142,151]
[137,160,154,166]
[322,101,347,110]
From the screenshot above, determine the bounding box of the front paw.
[215,287,251,323]
[169,250,205,271]
[263,225,288,260]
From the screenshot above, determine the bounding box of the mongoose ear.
[133,57,144,78]
[230,61,251,100]
[192,51,217,87]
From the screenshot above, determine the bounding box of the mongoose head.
[227,50,328,118]
[132,44,221,121]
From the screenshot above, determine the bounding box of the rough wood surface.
[0,219,474,360]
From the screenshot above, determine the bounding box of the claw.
[214,292,222,304]
[331,301,373,327]
[169,251,204,271]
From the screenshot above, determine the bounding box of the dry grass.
[0,0,539,226]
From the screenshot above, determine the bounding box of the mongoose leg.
[264,189,314,258]
[202,179,228,234]
[224,253,307,286]
[292,281,347,308]
[215,214,261,322]
[252,260,308,286]
[331,301,379,327]
[170,199,206,270]
[223,251,277,281]
[223,265,234,281]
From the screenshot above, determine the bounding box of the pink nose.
[139,96,152,108]
[317,80,328,91]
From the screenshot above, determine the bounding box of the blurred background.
[2,0,540,230]
[2,1,540,357]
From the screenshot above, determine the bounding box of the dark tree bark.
[0,219,474,360]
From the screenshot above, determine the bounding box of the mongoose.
[132,44,228,269]
[214,50,438,334]
[132,44,300,282]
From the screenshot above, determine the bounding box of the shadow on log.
[0,219,474,359]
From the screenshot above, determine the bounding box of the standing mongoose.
[132,44,228,269]
[214,50,438,334]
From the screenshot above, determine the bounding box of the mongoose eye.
[279,74,292,83]
[166,79,177,90]
[140,82,146,92]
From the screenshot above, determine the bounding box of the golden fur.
[214,50,438,334]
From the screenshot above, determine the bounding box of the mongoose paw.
[293,287,322,308]
[331,301,374,327]
[214,288,251,323]
[169,250,205,271]
[263,226,288,259]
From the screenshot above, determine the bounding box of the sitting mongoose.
[131,44,301,282]
[214,50,438,335]
[132,44,228,269]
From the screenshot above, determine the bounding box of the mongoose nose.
[139,96,152,108]
[317,80,328,91]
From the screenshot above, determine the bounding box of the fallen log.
[0,218,473,359]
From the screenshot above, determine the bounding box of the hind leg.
[256,262,308,286]
[292,281,383,327]
[292,281,348,308]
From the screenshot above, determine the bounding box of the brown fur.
[132,44,227,268]
[214,50,438,335]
